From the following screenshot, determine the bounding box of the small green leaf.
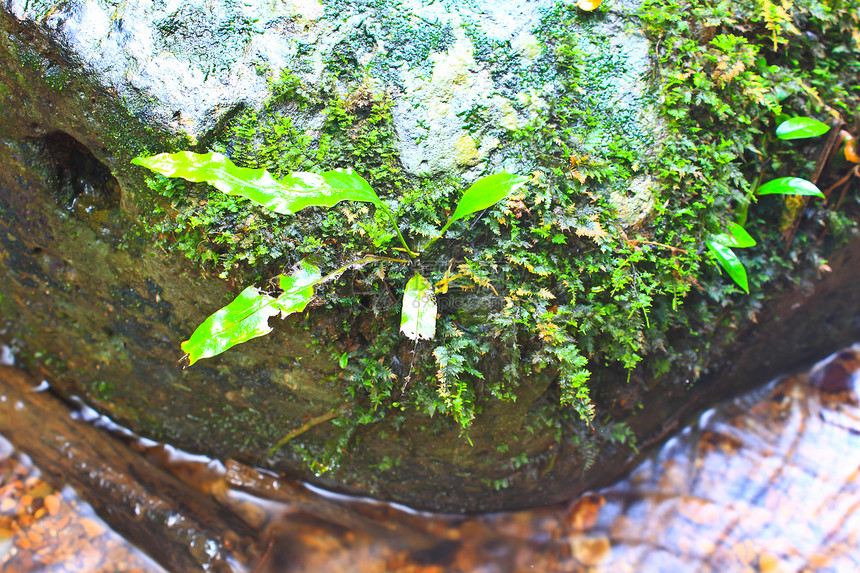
[400,272,437,341]
[710,221,756,248]
[181,259,321,365]
[726,221,756,248]
[705,239,749,294]
[776,117,830,140]
[132,152,383,214]
[756,177,824,198]
[449,173,528,224]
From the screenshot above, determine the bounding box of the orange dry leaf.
[712,58,746,85]
[44,493,61,516]
[569,495,605,530]
[575,216,609,242]
[80,517,107,539]
[567,168,587,184]
[845,137,860,163]
[576,0,602,10]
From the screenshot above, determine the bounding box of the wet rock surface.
[1,0,860,514]
[4,0,653,174]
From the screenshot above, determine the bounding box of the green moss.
[267,69,317,109]
[471,0,860,431]
[137,0,860,479]
[322,0,456,83]
[316,86,406,191]
[638,0,860,366]
[470,5,665,420]
[153,1,258,77]
[91,379,116,401]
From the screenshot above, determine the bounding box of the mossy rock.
[1,0,859,512]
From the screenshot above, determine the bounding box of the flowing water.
[0,441,166,573]
[3,345,860,572]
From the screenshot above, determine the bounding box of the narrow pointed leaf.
[449,173,529,224]
[400,272,437,341]
[710,221,756,248]
[132,152,383,214]
[705,239,749,294]
[180,285,282,365]
[776,117,829,140]
[181,259,321,365]
[756,177,824,198]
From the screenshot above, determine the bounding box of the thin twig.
[818,165,860,241]
[823,165,859,200]
[252,536,275,573]
[783,120,846,251]
[629,239,689,254]
[622,230,687,255]
[268,403,353,456]
[833,166,860,210]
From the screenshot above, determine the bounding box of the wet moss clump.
[136,0,860,489]
[638,0,860,377]
[321,0,456,83]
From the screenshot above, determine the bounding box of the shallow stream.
[3,344,860,572]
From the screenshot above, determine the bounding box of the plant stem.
[378,204,418,258]
[421,218,454,253]
[736,165,766,227]
[268,403,353,456]
[629,240,688,254]
[317,255,410,285]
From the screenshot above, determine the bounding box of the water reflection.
[0,437,165,572]
[3,346,860,572]
[238,344,860,572]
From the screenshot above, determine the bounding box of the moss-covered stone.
[1,0,860,513]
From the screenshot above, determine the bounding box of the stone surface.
[1,0,859,514]
[6,0,652,181]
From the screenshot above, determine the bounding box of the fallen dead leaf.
[80,517,107,539]
[571,536,611,566]
[44,494,61,516]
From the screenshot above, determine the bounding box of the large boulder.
[1,0,858,511]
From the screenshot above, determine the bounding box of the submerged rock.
[1,0,859,512]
